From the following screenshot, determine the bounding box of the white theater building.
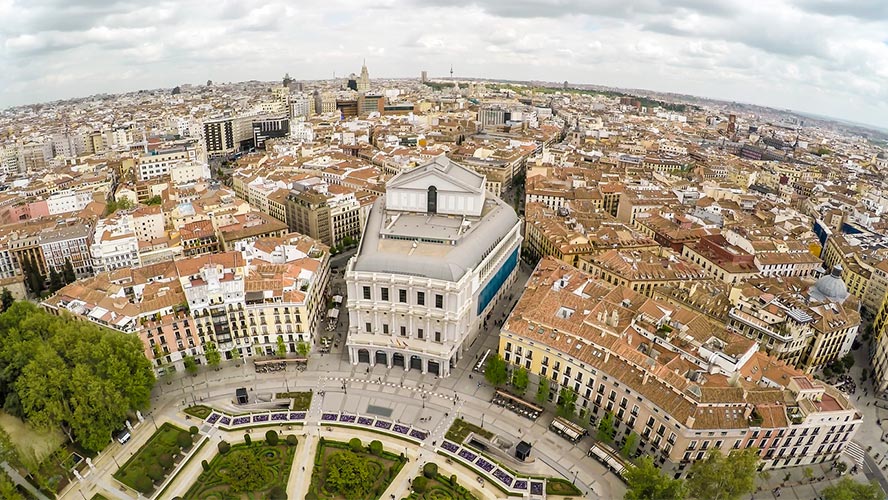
[345,157,522,376]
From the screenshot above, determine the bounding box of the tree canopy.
[484,354,508,387]
[822,477,885,500]
[512,366,529,394]
[325,451,375,500]
[624,456,686,500]
[0,302,155,452]
[687,448,758,500]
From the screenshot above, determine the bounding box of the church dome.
[810,266,849,303]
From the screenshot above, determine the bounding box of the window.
[399,289,407,303]
[382,324,389,334]
[434,331,441,342]
[363,286,371,300]
[418,328,424,339]
[381,288,389,301]
[417,292,425,306]
[400,326,406,337]
[365,322,371,333]
[435,294,443,308]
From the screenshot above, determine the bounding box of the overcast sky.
[1,0,887,128]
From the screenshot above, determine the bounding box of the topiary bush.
[158,453,173,469]
[244,433,252,446]
[413,476,428,493]
[266,430,279,445]
[147,463,164,482]
[450,474,457,485]
[218,441,230,454]
[348,437,362,452]
[423,462,438,479]
[369,440,383,456]
[189,425,199,435]
[286,434,297,446]
[201,459,209,472]
[177,431,193,449]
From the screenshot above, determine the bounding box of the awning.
[332,295,344,304]
[327,308,340,319]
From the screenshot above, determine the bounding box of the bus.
[549,416,588,443]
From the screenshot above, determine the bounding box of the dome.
[809,266,849,304]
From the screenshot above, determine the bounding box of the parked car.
[115,428,131,445]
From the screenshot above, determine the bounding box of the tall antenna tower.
[450,65,454,79]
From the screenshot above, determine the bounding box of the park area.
[307,437,406,500]
[183,431,295,500]
[275,391,313,411]
[113,422,196,494]
[407,463,478,500]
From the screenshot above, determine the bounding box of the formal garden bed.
[113,422,197,495]
[182,430,296,500]
[183,405,213,419]
[275,391,313,411]
[445,418,493,444]
[307,437,407,500]
[545,477,582,496]
[407,463,479,500]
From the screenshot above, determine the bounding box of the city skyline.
[1,0,887,129]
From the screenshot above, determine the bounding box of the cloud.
[0,0,886,129]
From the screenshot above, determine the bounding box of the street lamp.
[111,454,120,469]
[150,413,158,431]
[481,413,485,428]
[572,469,579,485]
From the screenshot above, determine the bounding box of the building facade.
[345,157,522,376]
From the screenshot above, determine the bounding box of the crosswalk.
[843,440,866,469]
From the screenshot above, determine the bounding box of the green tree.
[62,258,76,283]
[205,342,221,370]
[48,268,63,292]
[183,355,198,376]
[597,411,616,443]
[220,449,271,492]
[296,341,310,357]
[0,470,23,500]
[146,195,163,205]
[0,288,13,312]
[687,448,759,500]
[265,430,279,445]
[512,366,529,394]
[325,451,374,500]
[276,337,287,358]
[484,354,508,387]
[624,456,686,500]
[536,377,551,405]
[4,302,153,452]
[557,386,578,418]
[822,477,885,500]
[621,432,639,458]
[231,346,243,364]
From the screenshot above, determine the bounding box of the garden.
[546,477,583,496]
[113,422,197,495]
[307,437,407,500]
[275,391,313,411]
[407,463,478,500]
[183,430,296,500]
[445,418,493,444]
[184,405,213,419]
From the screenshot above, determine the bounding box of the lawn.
[546,477,582,496]
[0,410,65,466]
[407,471,478,500]
[183,433,296,500]
[275,391,313,411]
[445,418,493,444]
[113,422,195,495]
[308,438,407,500]
[183,405,213,419]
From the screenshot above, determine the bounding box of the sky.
[1,0,887,129]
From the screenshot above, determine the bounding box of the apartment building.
[500,258,861,478]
